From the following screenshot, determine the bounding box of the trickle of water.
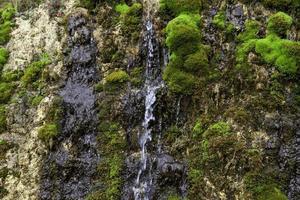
[132,20,163,200]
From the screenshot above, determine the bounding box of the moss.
[93,121,126,200]
[255,34,299,74]
[236,14,300,75]
[38,123,59,142]
[212,11,226,30]
[192,119,204,138]
[105,70,129,85]
[0,70,23,82]
[21,53,51,88]
[0,3,15,45]
[130,67,143,87]
[167,194,181,200]
[165,14,201,55]
[0,47,9,71]
[0,82,14,104]
[267,12,292,37]
[183,47,209,73]
[163,66,196,94]
[30,95,44,106]
[244,172,288,200]
[116,3,142,42]
[163,13,208,95]
[0,3,15,21]
[237,20,260,42]
[0,105,7,133]
[159,0,201,17]
[203,121,231,139]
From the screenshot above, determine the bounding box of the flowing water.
[132,19,163,200]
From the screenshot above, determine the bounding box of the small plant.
[115,3,129,14]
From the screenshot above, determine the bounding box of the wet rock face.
[122,153,185,200]
[265,113,300,200]
[39,13,99,200]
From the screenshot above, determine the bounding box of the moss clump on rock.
[38,123,59,142]
[255,34,300,74]
[116,2,142,42]
[0,3,15,45]
[0,82,14,104]
[237,20,260,42]
[88,121,126,200]
[236,12,300,75]
[0,105,7,133]
[267,12,293,37]
[163,13,209,94]
[0,47,9,73]
[159,0,201,17]
[105,70,129,87]
[244,172,288,200]
[212,11,226,29]
[21,53,51,88]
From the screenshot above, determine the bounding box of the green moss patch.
[159,0,201,17]
[267,12,292,37]
[38,123,59,142]
[163,14,209,94]
[21,53,51,88]
[236,12,300,75]
[0,3,15,45]
[115,2,142,42]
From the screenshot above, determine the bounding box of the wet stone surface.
[39,13,99,200]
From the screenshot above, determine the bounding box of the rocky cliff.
[0,0,299,200]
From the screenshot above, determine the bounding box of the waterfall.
[132,18,163,200]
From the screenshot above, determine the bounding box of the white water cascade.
[132,18,163,200]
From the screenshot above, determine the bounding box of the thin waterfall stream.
[132,18,163,199]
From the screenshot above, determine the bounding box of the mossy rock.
[267,12,292,37]
[0,82,14,104]
[0,47,9,71]
[159,0,201,17]
[38,123,59,142]
[0,105,7,133]
[21,53,51,88]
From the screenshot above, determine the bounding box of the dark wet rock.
[227,4,246,30]
[157,154,185,180]
[39,13,99,200]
